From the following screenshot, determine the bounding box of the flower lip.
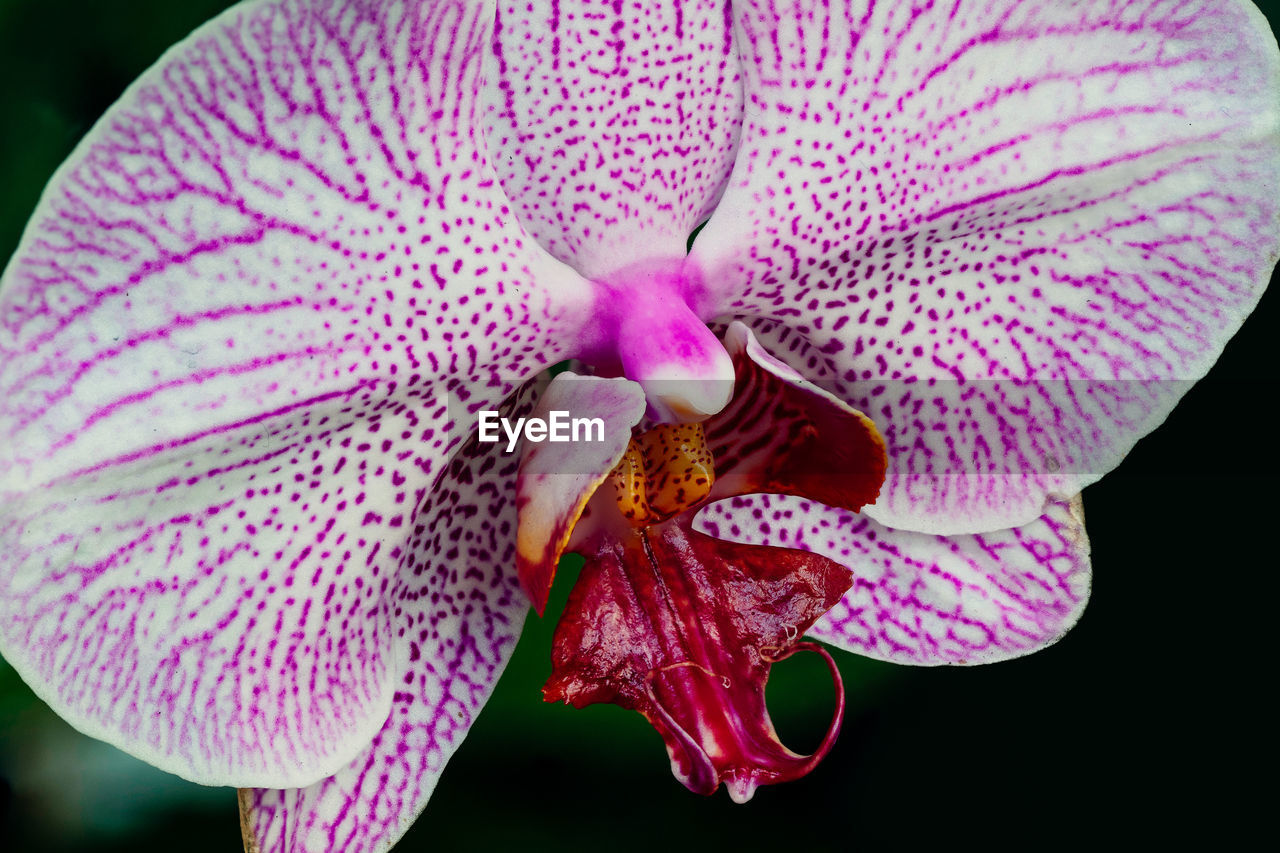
[546,516,852,803]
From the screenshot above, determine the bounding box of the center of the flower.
[608,423,716,526]
[516,322,887,802]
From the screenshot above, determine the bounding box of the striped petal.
[0,0,588,787]
[696,494,1090,665]
[706,321,884,511]
[239,385,533,853]
[483,0,744,280]
[691,0,1280,533]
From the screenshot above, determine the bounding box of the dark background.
[0,1,1275,850]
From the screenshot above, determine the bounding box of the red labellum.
[545,516,850,802]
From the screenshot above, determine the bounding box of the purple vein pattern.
[483,0,745,278]
[0,0,589,788]
[698,494,1089,663]
[241,382,534,853]
[691,0,1280,533]
[0,1,1275,852]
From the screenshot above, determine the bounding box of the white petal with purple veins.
[0,0,587,786]
[239,383,536,853]
[692,0,1280,533]
[483,0,744,279]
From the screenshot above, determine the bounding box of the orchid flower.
[0,0,1277,851]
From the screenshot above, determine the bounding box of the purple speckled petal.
[0,0,588,787]
[483,0,744,279]
[240,384,534,853]
[515,372,646,613]
[696,494,1089,665]
[691,0,1280,533]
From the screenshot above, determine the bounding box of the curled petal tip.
[725,776,758,805]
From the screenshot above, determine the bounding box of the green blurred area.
[0,1,1276,851]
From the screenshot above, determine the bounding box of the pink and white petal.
[515,372,646,612]
[730,317,1108,536]
[691,0,1280,533]
[2,0,592,487]
[0,0,587,786]
[241,389,533,853]
[0,395,442,787]
[483,0,744,279]
[696,494,1090,665]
